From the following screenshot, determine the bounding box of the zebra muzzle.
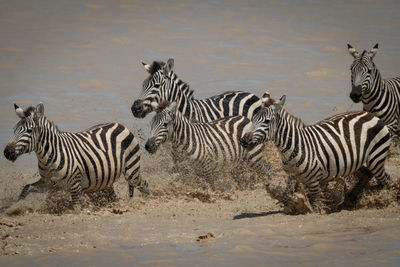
[131,100,146,118]
[240,133,254,149]
[350,86,362,103]
[4,145,18,162]
[145,139,158,154]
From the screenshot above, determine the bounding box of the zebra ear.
[261,91,274,108]
[34,103,44,118]
[275,95,286,109]
[14,103,25,119]
[163,58,174,76]
[141,61,151,72]
[368,43,378,59]
[347,43,359,58]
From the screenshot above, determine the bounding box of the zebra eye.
[367,69,372,74]
[264,119,271,124]
[26,129,32,133]
[153,83,160,88]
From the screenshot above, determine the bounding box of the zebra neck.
[168,113,192,148]
[275,109,305,158]
[35,118,64,165]
[362,71,384,110]
[167,73,203,121]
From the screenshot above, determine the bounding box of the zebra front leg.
[306,180,325,214]
[19,177,47,200]
[69,175,82,208]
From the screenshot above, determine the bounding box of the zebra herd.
[4,44,400,213]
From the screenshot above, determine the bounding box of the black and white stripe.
[131,59,261,122]
[241,92,392,212]
[4,103,149,206]
[144,101,269,183]
[348,43,400,142]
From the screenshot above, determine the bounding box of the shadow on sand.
[233,210,284,220]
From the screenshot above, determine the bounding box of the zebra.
[4,103,149,207]
[348,43,400,144]
[240,92,392,213]
[144,101,269,186]
[131,58,262,122]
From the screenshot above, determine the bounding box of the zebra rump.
[4,103,149,207]
[241,92,392,213]
[144,101,269,185]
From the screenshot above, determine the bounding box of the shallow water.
[1,0,400,265]
[1,0,400,169]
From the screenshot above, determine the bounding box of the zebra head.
[241,92,285,149]
[145,101,177,154]
[348,43,379,103]
[4,103,44,162]
[131,59,175,118]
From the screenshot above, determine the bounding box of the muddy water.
[1,0,400,265]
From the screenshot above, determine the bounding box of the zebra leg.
[366,150,391,188]
[125,166,149,197]
[19,177,47,200]
[283,176,297,201]
[170,148,182,174]
[305,180,325,214]
[69,175,82,207]
[346,166,373,205]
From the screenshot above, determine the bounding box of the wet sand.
[1,146,399,265]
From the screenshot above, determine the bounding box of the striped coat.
[131,59,261,121]
[144,101,269,183]
[348,43,400,141]
[4,103,149,206]
[241,92,391,213]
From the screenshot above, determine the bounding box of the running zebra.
[131,58,261,121]
[348,43,400,143]
[144,101,269,185]
[4,103,149,207]
[240,92,392,213]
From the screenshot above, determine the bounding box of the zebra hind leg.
[125,166,150,198]
[19,177,47,200]
[346,166,373,205]
[366,152,392,188]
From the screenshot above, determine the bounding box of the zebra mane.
[361,50,367,57]
[156,100,171,112]
[280,108,305,128]
[262,98,275,108]
[165,71,194,100]
[148,61,166,75]
[24,106,35,117]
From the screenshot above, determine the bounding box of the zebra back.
[131,58,262,122]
